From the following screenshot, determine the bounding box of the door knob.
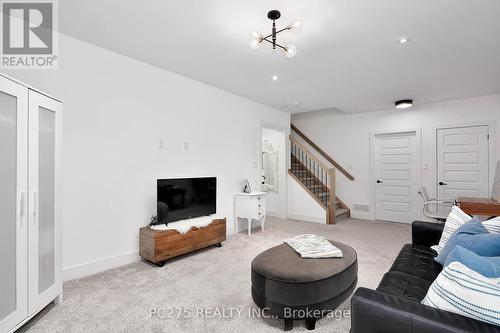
[439,181,447,186]
[376,180,382,183]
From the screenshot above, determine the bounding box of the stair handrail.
[291,124,355,181]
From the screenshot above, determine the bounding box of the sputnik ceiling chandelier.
[250,10,302,58]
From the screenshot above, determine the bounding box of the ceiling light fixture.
[398,36,410,44]
[395,99,413,109]
[272,74,279,81]
[250,10,301,58]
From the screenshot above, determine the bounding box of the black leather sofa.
[351,221,500,333]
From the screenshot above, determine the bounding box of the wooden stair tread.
[289,150,351,224]
[336,208,349,216]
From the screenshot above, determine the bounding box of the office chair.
[418,186,455,222]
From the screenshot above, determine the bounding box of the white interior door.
[0,77,28,332]
[437,126,489,200]
[28,90,63,315]
[374,131,419,223]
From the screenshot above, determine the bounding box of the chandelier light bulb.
[284,44,297,58]
[250,39,262,50]
[288,20,303,33]
[251,31,263,40]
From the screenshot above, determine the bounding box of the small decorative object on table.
[285,234,343,258]
[243,178,252,193]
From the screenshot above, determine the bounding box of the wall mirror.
[262,140,279,192]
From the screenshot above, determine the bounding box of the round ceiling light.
[398,36,410,44]
[395,99,413,109]
[272,75,279,81]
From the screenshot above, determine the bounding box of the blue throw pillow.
[444,245,500,278]
[435,221,500,265]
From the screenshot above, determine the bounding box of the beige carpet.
[20,217,410,332]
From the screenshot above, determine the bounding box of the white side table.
[234,192,266,235]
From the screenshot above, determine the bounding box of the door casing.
[370,128,422,223]
[431,121,496,201]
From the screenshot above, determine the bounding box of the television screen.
[156,177,216,225]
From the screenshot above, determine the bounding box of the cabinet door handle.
[32,191,38,218]
[20,192,25,221]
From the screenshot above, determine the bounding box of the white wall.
[261,127,286,217]
[292,94,500,220]
[2,34,289,280]
[287,176,326,223]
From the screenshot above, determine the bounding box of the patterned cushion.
[422,262,500,326]
[482,216,500,234]
[431,206,471,254]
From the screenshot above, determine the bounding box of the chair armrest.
[412,221,444,247]
[424,199,454,205]
[351,287,498,333]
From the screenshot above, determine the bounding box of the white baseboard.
[63,250,140,282]
[265,210,280,217]
[288,213,326,224]
[351,211,373,220]
[64,221,235,281]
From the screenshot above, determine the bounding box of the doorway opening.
[260,123,287,219]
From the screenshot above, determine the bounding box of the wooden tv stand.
[139,218,226,267]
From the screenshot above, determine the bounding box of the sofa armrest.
[351,287,498,333]
[412,221,444,247]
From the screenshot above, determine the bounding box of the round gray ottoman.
[251,240,357,330]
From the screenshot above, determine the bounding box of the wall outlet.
[158,140,164,149]
[183,142,189,150]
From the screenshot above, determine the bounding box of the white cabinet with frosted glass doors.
[0,74,62,333]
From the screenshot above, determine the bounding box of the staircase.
[289,125,354,224]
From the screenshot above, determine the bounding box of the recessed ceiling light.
[272,75,278,81]
[398,36,410,44]
[293,101,300,107]
[395,99,413,109]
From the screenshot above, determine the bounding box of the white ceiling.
[60,0,500,114]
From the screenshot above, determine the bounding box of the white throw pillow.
[422,262,500,326]
[431,206,471,254]
[482,216,500,234]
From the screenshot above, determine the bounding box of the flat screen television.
[156,177,216,225]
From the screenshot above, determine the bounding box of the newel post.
[328,168,336,224]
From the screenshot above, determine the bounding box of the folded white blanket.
[284,234,343,259]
